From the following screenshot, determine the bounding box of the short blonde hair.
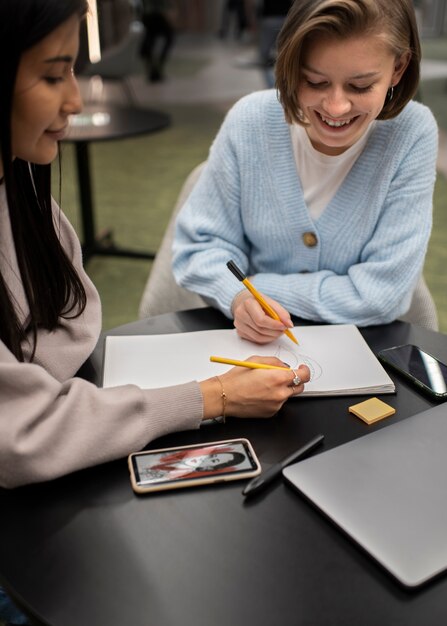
[275,0,420,125]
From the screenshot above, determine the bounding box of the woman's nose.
[322,87,352,117]
[62,75,83,116]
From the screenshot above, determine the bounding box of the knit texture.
[173,89,438,326]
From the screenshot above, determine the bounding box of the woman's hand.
[232,290,294,344]
[200,357,310,420]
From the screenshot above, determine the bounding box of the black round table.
[1,309,447,626]
[64,103,170,262]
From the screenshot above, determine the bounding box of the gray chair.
[399,274,438,330]
[138,163,438,330]
[138,162,207,319]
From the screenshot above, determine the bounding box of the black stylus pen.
[242,434,324,497]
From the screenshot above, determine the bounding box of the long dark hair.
[0,0,88,360]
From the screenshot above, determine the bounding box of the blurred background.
[55,0,447,331]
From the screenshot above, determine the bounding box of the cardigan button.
[302,232,318,247]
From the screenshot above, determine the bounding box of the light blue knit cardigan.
[172,89,438,326]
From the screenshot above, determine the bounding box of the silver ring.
[292,369,301,386]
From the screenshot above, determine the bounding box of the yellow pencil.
[210,356,290,371]
[226,260,299,345]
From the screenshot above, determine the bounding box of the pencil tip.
[286,330,298,344]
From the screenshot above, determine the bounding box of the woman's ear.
[391,51,411,86]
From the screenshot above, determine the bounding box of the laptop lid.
[283,403,447,588]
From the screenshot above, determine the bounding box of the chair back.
[399,274,438,330]
[138,162,207,318]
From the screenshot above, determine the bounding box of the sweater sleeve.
[0,340,203,488]
[0,198,203,489]
[172,97,256,318]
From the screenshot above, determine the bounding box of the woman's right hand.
[232,290,294,344]
[199,357,310,420]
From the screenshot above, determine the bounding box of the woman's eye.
[305,79,374,94]
[350,84,373,93]
[44,76,63,85]
[306,80,328,90]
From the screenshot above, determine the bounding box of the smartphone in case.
[377,344,447,400]
[128,438,261,494]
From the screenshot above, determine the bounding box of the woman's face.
[11,14,82,166]
[182,453,234,470]
[297,34,409,155]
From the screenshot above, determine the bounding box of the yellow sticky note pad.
[348,397,396,425]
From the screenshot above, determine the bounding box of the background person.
[172,0,438,345]
[218,0,248,40]
[257,0,294,67]
[139,0,176,81]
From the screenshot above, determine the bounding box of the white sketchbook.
[102,324,394,396]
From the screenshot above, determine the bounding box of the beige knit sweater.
[0,185,203,488]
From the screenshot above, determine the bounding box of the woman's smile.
[45,125,68,141]
[298,34,408,155]
[317,112,358,128]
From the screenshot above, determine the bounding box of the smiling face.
[10,14,82,168]
[182,453,235,470]
[298,34,409,155]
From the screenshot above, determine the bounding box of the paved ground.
[438,130,447,177]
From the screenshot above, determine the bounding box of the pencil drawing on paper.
[273,345,323,381]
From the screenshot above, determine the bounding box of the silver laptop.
[283,403,447,588]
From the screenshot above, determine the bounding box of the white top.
[290,122,375,219]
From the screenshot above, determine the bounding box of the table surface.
[1,309,447,626]
[65,102,170,143]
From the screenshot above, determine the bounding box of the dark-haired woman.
[0,0,309,621]
[0,2,309,490]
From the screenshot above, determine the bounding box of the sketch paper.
[102,325,394,396]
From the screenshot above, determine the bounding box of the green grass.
[419,37,447,331]
[426,173,447,332]
[419,77,447,132]
[420,37,447,132]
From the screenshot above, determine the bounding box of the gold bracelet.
[215,376,227,424]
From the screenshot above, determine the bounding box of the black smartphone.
[377,344,447,400]
[128,438,261,494]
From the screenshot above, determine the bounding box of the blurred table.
[64,103,170,262]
